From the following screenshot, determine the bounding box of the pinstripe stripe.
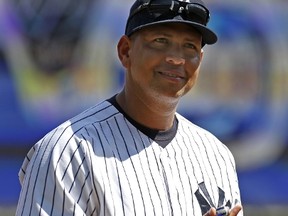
[196,131,218,203]
[106,121,126,216]
[97,122,118,216]
[19,143,38,216]
[192,129,216,203]
[207,135,225,189]
[147,136,171,216]
[174,134,195,215]
[195,130,220,205]
[124,118,154,216]
[88,126,108,215]
[84,133,100,215]
[177,127,197,216]
[168,144,185,215]
[109,118,137,215]
[136,131,159,216]
[223,146,238,202]
[50,127,87,215]
[61,188,65,216]
[160,161,174,215]
[115,116,140,215]
[28,130,59,216]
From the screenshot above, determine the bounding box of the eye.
[149,37,170,49]
[154,37,169,44]
[184,42,197,50]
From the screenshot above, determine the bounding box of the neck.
[116,89,178,131]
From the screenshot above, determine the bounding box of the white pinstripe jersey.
[16,99,243,216]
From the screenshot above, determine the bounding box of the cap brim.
[127,20,217,45]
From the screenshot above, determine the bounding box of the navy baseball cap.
[125,0,217,46]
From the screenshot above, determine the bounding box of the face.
[118,23,203,104]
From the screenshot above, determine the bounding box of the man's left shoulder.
[176,113,229,148]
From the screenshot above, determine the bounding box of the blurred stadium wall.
[0,0,287,215]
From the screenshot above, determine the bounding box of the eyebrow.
[149,31,201,42]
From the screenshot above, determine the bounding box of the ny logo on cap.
[178,0,190,2]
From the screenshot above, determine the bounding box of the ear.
[117,35,131,69]
[200,49,204,61]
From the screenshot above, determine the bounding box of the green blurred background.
[0,0,287,215]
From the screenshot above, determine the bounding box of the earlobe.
[117,35,131,68]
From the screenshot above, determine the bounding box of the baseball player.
[16,0,243,215]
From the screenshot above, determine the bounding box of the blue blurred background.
[0,0,287,215]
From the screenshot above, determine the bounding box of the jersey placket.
[159,146,184,216]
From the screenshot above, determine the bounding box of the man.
[16,0,243,215]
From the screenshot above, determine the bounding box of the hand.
[203,205,242,216]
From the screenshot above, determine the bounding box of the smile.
[158,71,184,79]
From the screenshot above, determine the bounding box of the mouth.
[158,71,184,80]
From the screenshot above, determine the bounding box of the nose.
[165,46,186,65]
[165,56,186,65]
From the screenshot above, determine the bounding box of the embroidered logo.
[194,182,231,215]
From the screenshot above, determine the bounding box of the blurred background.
[0,0,287,215]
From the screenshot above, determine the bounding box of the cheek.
[191,54,202,67]
[187,56,201,75]
[186,58,201,86]
[130,49,159,73]
[188,69,200,85]
[128,53,151,84]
